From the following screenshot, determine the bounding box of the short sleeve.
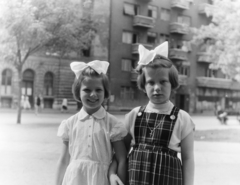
[124,107,140,136]
[57,120,69,141]
[180,111,195,140]
[124,112,131,133]
[110,120,128,142]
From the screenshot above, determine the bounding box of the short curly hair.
[136,55,179,92]
[72,67,110,103]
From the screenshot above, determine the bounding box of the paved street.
[0,109,240,185]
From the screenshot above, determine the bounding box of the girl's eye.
[148,81,154,86]
[83,89,90,92]
[96,89,103,92]
[161,81,168,85]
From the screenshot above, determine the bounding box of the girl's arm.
[55,141,70,185]
[124,133,132,153]
[181,131,194,185]
[112,140,127,184]
[108,156,124,185]
[108,133,132,185]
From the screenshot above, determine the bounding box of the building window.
[123,3,138,16]
[122,31,138,44]
[44,72,53,96]
[160,8,170,21]
[159,34,169,44]
[147,32,157,45]
[148,5,157,18]
[132,59,138,70]
[82,47,91,57]
[206,68,217,78]
[121,59,132,72]
[178,65,189,76]
[177,15,191,26]
[1,69,12,95]
[120,86,134,100]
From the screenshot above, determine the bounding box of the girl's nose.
[154,84,161,91]
[90,91,97,97]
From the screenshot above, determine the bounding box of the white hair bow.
[138,41,169,66]
[70,60,109,79]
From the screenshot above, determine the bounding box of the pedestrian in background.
[21,95,25,109]
[109,42,195,185]
[23,96,31,110]
[61,98,68,113]
[35,94,42,115]
[55,60,127,185]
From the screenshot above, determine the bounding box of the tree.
[0,0,95,124]
[191,0,240,80]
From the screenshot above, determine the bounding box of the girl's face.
[144,67,172,105]
[80,76,105,115]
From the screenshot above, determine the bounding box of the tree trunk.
[16,68,22,124]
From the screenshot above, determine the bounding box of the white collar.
[78,106,106,120]
[145,100,174,114]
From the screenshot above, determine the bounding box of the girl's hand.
[109,174,124,185]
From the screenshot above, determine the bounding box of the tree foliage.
[0,0,95,64]
[0,0,95,123]
[191,0,240,80]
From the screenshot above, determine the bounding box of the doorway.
[176,94,189,112]
[22,69,34,108]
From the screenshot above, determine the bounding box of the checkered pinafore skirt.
[128,106,183,185]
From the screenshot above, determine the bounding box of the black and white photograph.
[0,0,240,185]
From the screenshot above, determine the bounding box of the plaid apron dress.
[128,105,183,185]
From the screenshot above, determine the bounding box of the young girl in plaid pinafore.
[109,42,195,185]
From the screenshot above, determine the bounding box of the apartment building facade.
[1,0,240,113]
[108,0,240,113]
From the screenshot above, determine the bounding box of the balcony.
[196,77,240,90]
[133,15,155,28]
[132,43,153,54]
[197,52,212,63]
[171,0,189,10]
[131,71,138,82]
[198,3,211,14]
[179,75,188,86]
[169,22,189,35]
[169,48,188,61]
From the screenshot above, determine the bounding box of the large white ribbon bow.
[138,41,169,66]
[70,60,109,79]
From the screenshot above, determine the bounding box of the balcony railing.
[169,22,189,35]
[197,52,212,63]
[179,75,188,86]
[169,48,188,61]
[133,15,155,28]
[132,43,153,54]
[196,77,240,90]
[171,0,189,10]
[198,3,210,14]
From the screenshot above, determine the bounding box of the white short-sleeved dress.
[57,106,127,185]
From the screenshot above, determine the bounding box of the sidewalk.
[0,110,240,185]
[1,108,239,130]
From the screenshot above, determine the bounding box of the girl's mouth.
[88,99,98,103]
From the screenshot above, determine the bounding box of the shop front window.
[1,69,12,95]
[44,72,53,96]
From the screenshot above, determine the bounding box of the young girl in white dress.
[56,60,127,185]
[109,42,195,185]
